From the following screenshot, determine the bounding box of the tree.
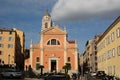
[39,65,44,75]
[63,63,71,74]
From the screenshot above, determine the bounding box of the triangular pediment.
[41,25,67,35]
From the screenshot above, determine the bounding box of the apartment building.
[97,16,120,78]
[82,35,100,73]
[79,53,84,75]
[85,39,93,72]
[90,35,100,72]
[14,28,25,70]
[0,28,25,70]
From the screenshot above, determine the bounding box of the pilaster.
[40,34,44,65]
[75,41,78,70]
[64,34,67,65]
[30,40,33,68]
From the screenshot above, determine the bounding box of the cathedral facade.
[29,11,78,74]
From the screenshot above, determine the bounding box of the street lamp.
[8,54,10,66]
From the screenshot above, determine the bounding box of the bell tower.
[42,10,52,31]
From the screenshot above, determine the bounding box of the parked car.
[96,71,106,79]
[0,69,23,78]
[38,73,50,79]
[45,74,69,80]
[90,72,96,77]
[38,73,69,80]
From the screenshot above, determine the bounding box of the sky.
[0,0,120,54]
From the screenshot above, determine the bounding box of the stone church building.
[27,11,78,74]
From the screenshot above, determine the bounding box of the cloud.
[51,0,120,21]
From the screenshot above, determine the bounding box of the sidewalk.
[70,76,86,80]
[79,76,86,80]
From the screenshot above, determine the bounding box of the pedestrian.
[26,65,28,71]
[72,73,77,80]
[78,73,80,79]
[113,76,116,80]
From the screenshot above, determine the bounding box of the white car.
[90,72,96,76]
[0,69,23,78]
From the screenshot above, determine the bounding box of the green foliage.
[64,74,70,79]
[38,65,44,75]
[63,63,71,74]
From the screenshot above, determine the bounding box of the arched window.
[116,27,120,38]
[47,39,60,45]
[45,23,48,28]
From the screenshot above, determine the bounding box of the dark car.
[96,71,106,79]
[38,73,49,79]
[45,75,69,80]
